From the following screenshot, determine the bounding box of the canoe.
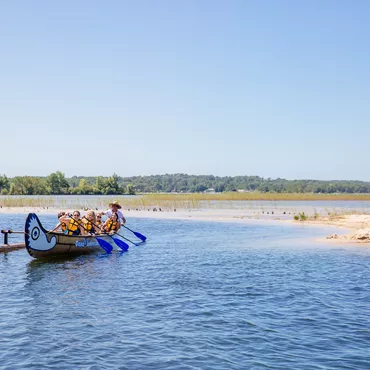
[25,213,119,259]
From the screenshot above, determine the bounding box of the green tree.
[126,184,136,195]
[0,175,9,192]
[56,171,69,192]
[9,176,48,195]
[93,176,105,194]
[9,183,15,195]
[104,173,122,194]
[47,173,61,194]
[72,179,94,194]
[46,171,69,194]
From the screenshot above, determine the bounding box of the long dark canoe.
[25,213,118,259]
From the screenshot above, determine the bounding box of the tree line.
[0,172,134,195]
[1,172,370,195]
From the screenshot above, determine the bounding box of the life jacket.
[96,220,102,227]
[84,221,95,234]
[66,218,82,236]
[106,219,118,232]
[61,222,67,232]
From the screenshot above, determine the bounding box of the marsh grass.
[0,196,55,208]
[114,193,370,214]
[298,207,370,222]
[2,192,370,212]
[138,192,370,201]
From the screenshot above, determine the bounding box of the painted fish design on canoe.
[25,213,57,251]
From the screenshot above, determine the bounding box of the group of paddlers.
[53,201,126,236]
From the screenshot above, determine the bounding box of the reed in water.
[1,193,370,211]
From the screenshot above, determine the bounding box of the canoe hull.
[25,213,117,259]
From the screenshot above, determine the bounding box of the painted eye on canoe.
[31,227,40,240]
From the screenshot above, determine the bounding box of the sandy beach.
[1,206,370,244]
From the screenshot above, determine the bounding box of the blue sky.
[1,0,369,180]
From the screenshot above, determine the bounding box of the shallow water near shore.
[1,214,370,369]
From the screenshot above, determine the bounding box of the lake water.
[1,213,370,369]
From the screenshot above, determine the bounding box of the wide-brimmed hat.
[109,200,122,209]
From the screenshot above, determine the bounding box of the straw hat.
[109,200,122,209]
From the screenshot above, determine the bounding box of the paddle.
[109,236,129,251]
[95,237,114,254]
[82,216,129,251]
[114,232,140,246]
[122,225,147,241]
[66,214,113,254]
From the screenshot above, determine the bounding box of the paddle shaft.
[114,232,139,246]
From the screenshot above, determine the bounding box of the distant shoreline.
[2,172,370,196]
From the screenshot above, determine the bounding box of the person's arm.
[59,215,71,225]
[95,219,103,233]
[78,220,86,235]
[118,210,126,225]
[79,220,86,235]
[102,219,109,232]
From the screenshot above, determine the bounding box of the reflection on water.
[1,214,370,369]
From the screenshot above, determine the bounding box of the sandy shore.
[301,214,370,243]
[1,206,370,244]
[0,206,291,224]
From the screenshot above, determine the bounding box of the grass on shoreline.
[140,192,370,201]
[1,192,370,211]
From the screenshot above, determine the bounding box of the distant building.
[204,188,216,193]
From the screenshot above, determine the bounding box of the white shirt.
[104,209,124,220]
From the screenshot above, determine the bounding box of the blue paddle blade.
[112,237,129,251]
[123,225,147,241]
[96,237,113,254]
[133,231,147,241]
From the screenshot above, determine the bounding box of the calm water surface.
[0,214,369,369]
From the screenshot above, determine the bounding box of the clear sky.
[1,0,369,180]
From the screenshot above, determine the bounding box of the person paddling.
[96,213,103,229]
[101,201,126,226]
[102,212,120,233]
[53,211,67,233]
[82,210,100,235]
[60,211,84,236]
